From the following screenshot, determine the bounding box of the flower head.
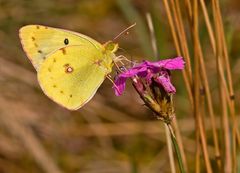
[113,57,185,96]
[113,56,185,122]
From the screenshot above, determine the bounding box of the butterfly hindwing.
[37,45,113,110]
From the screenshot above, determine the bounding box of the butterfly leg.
[106,74,120,90]
[114,55,131,63]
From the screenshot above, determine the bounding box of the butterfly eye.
[64,38,69,45]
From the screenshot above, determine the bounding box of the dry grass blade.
[211,0,238,172]
[146,11,189,173]
[81,113,114,157]
[116,0,153,57]
[162,0,193,107]
[200,0,216,55]
[146,13,158,58]
[182,0,222,169]
[184,0,192,21]
[193,0,213,172]
[214,1,239,172]
[0,98,63,173]
[214,0,240,144]
[195,128,200,173]
[168,0,221,170]
[221,88,232,173]
[163,0,225,172]
[171,0,193,84]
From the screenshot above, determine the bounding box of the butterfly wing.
[19,25,102,70]
[37,45,113,110]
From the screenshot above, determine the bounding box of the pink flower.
[113,57,185,96]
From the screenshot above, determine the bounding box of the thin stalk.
[195,122,201,173]
[81,113,114,157]
[0,112,63,173]
[193,1,213,172]
[170,0,193,85]
[198,41,221,169]
[173,0,221,170]
[162,0,193,107]
[197,106,213,173]
[187,1,222,168]
[217,57,233,173]
[162,0,181,54]
[116,0,153,57]
[214,0,240,146]
[184,0,192,21]
[165,124,176,173]
[214,1,239,171]
[146,12,188,172]
[212,0,236,172]
[200,0,216,55]
[146,13,158,58]
[168,124,186,173]
[221,86,232,173]
[196,90,207,173]
[215,0,236,109]
[172,119,189,173]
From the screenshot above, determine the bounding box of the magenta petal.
[145,70,154,85]
[113,66,148,96]
[144,57,185,70]
[113,76,127,96]
[161,57,185,70]
[154,75,176,94]
[120,66,148,78]
[113,77,127,96]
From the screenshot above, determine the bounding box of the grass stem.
[168,124,186,173]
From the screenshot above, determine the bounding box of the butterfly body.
[19,25,118,110]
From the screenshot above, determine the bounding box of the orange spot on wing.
[93,59,103,66]
[65,66,74,73]
[60,48,66,55]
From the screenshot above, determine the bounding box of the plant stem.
[167,124,186,173]
[165,124,176,173]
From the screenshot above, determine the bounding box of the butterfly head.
[103,41,119,53]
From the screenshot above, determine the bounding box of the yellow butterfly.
[19,25,119,110]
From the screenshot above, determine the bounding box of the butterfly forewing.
[19,25,102,70]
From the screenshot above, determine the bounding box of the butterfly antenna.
[113,23,136,41]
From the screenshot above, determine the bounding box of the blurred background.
[0,0,239,172]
